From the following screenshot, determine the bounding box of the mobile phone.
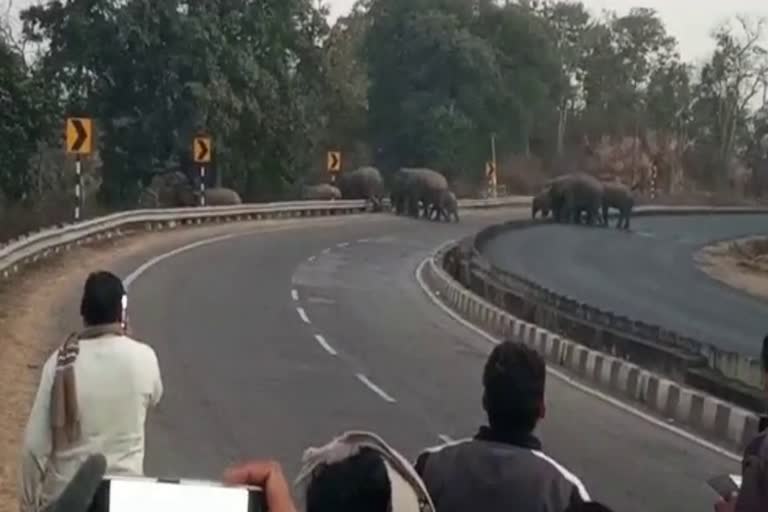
[120,294,128,331]
[707,474,742,499]
[88,476,266,512]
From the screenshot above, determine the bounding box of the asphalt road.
[482,214,768,357]
[109,210,740,512]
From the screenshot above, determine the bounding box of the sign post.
[65,117,93,221]
[193,136,212,206]
[485,161,497,197]
[489,133,498,198]
[327,151,342,182]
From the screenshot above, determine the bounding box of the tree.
[538,1,593,155]
[0,28,55,201]
[691,17,768,185]
[21,0,330,204]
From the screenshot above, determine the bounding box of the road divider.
[419,206,768,453]
[0,196,530,283]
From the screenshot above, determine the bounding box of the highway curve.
[482,214,768,357]
[65,210,737,512]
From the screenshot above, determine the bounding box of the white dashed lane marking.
[337,242,350,248]
[291,289,299,301]
[438,434,454,444]
[356,374,397,403]
[296,307,310,324]
[314,334,338,356]
[322,248,331,255]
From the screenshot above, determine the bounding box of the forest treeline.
[1,0,768,219]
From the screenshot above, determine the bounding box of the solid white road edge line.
[125,233,238,287]
[414,257,741,463]
[297,307,310,324]
[125,222,328,288]
[314,334,338,356]
[356,373,397,403]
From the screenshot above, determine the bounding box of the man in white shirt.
[19,271,163,512]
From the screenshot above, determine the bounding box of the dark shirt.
[415,427,589,512]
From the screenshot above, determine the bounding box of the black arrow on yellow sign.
[194,137,211,163]
[71,120,87,152]
[327,151,341,172]
[66,117,93,155]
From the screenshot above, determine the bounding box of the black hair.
[80,271,125,326]
[483,340,546,433]
[305,447,391,512]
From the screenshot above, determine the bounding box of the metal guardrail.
[0,196,530,280]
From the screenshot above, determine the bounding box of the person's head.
[305,447,391,512]
[483,340,546,434]
[80,271,126,326]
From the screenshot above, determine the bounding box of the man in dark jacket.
[415,340,590,512]
[715,336,768,512]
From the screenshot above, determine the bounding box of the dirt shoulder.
[695,236,768,302]
[0,216,371,512]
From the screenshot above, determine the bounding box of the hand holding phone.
[707,473,742,500]
[223,460,297,512]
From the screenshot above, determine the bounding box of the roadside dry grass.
[0,213,382,512]
[695,236,768,302]
[0,221,275,512]
[0,234,140,512]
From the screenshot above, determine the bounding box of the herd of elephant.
[301,167,460,223]
[531,172,636,230]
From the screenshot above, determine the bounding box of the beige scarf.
[50,323,125,452]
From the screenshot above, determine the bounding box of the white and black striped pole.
[199,165,206,207]
[75,156,82,221]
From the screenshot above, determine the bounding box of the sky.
[4,0,768,65]
[325,0,768,65]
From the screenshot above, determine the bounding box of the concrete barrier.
[421,240,760,452]
[463,209,768,412]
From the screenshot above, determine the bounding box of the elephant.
[397,168,449,219]
[301,183,342,201]
[337,166,385,211]
[430,189,459,222]
[547,173,603,226]
[532,188,552,219]
[179,187,243,206]
[199,187,243,206]
[390,168,418,216]
[601,182,635,230]
[137,171,194,208]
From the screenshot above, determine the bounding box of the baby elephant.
[601,182,634,230]
[430,190,459,222]
[532,188,552,219]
